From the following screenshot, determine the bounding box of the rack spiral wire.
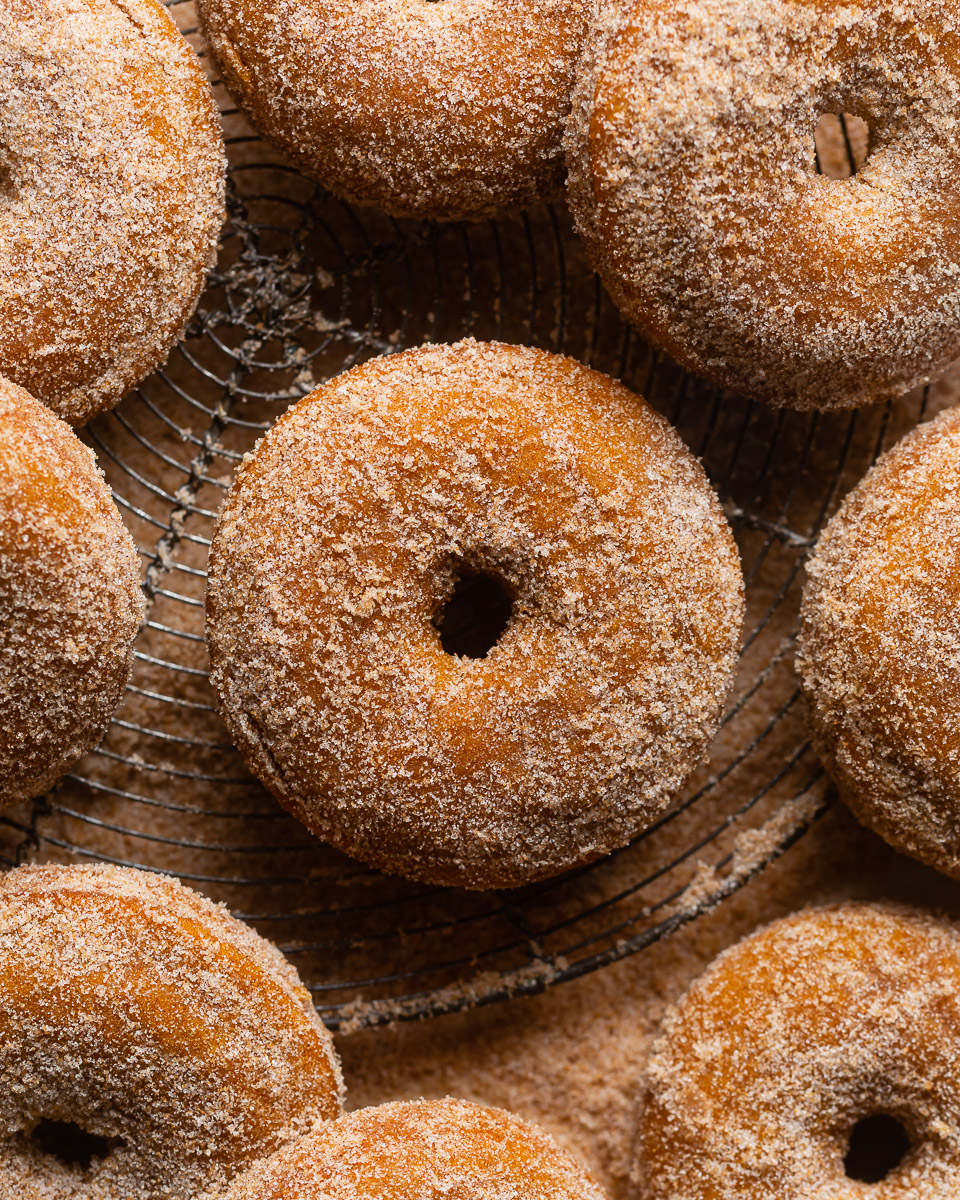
[0,8,945,1031]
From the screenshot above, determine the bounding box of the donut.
[565,0,960,410]
[0,862,343,1199]
[196,0,588,221]
[798,405,960,877]
[205,340,744,889]
[0,0,225,426]
[0,377,144,808]
[636,903,960,1198]
[225,1099,607,1200]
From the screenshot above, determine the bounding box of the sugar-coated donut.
[0,862,343,1199]
[637,904,960,1199]
[798,405,960,877]
[0,378,144,807]
[225,1099,607,1200]
[566,0,960,410]
[0,0,225,426]
[206,340,743,889]
[196,0,588,222]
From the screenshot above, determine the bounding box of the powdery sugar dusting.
[566,0,960,410]
[0,862,343,1200]
[225,1098,608,1200]
[798,403,960,877]
[205,340,744,889]
[196,0,589,221]
[637,904,960,1198]
[0,0,225,425]
[0,377,144,807]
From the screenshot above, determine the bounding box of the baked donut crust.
[0,862,343,1200]
[0,377,144,807]
[225,1098,607,1200]
[637,904,960,1199]
[566,0,960,410]
[798,405,960,877]
[0,0,225,425]
[206,340,743,889]
[196,0,588,221]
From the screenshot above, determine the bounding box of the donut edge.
[0,377,146,807]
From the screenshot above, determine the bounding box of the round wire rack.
[1,8,947,1032]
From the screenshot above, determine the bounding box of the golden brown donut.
[637,904,960,1199]
[0,862,343,1200]
[0,377,144,807]
[798,405,960,877]
[205,340,744,889]
[0,0,225,425]
[566,0,960,410]
[225,1099,607,1200]
[196,0,588,221]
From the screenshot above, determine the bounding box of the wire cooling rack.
[0,7,946,1031]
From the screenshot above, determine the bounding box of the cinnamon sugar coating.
[225,1099,607,1200]
[0,863,343,1200]
[196,0,588,222]
[798,404,960,877]
[637,904,960,1199]
[0,378,144,806]
[566,0,960,411]
[0,0,225,426]
[206,340,744,889]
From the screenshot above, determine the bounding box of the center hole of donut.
[814,113,870,179]
[436,565,513,659]
[31,1119,121,1170]
[844,1114,912,1183]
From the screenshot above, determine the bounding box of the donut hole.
[843,1113,912,1183]
[30,1119,122,1171]
[436,564,514,659]
[814,112,870,179]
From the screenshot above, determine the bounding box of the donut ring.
[0,863,342,1199]
[566,0,960,410]
[225,1099,607,1200]
[206,340,743,889]
[196,0,588,221]
[0,377,144,807]
[0,0,225,425]
[637,904,960,1199]
[798,404,960,877]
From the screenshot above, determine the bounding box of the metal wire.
[3,6,938,1031]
